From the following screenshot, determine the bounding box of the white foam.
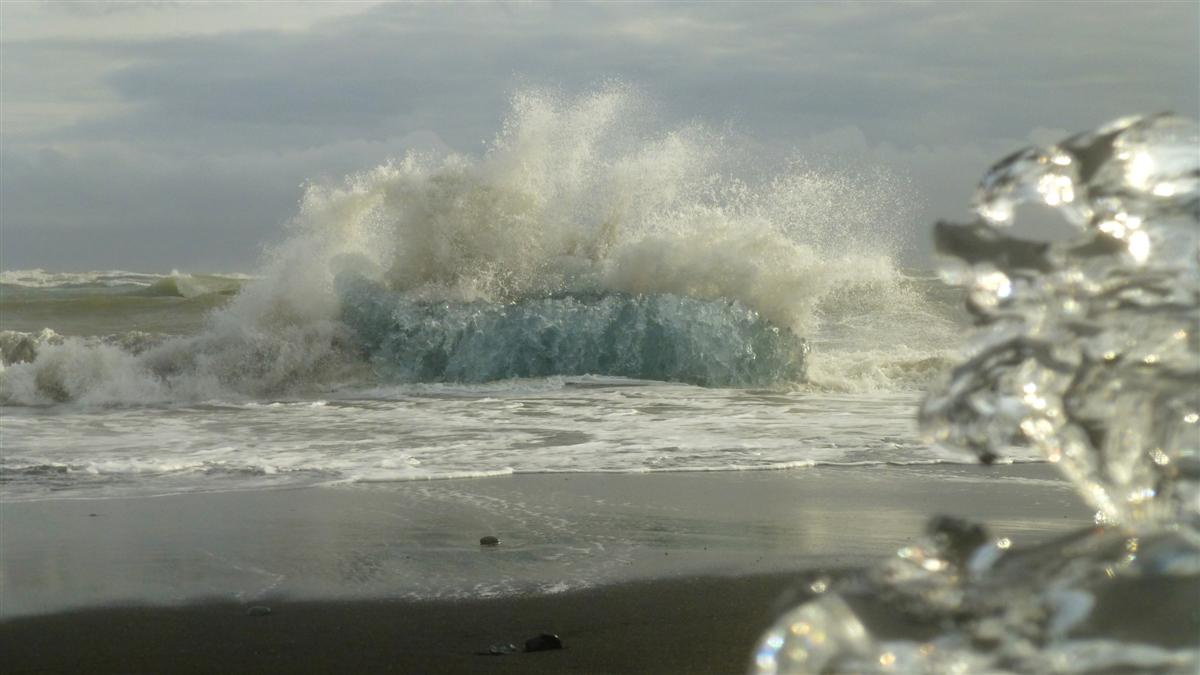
[0,382,1044,501]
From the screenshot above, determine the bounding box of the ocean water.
[0,87,1022,503]
[0,269,991,503]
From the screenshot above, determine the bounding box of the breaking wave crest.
[0,85,953,405]
[339,276,807,387]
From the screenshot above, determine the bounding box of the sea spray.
[1,85,946,405]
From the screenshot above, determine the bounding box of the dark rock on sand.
[524,633,563,652]
[927,515,989,565]
[479,535,500,546]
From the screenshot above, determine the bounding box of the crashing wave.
[0,329,168,366]
[0,86,944,404]
[339,275,807,387]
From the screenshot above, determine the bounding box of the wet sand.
[1,464,1092,673]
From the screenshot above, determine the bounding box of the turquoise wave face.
[337,276,807,387]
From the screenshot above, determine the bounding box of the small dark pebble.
[479,535,500,547]
[246,605,273,617]
[927,515,989,565]
[524,633,564,652]
[88,513,98,517]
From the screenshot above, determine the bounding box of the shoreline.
[0,457,1061,506]
[2,464,1090,613]
[1,463,1095,672]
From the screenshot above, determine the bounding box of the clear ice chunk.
[925,113,1199,528]
[752,115,1200,674]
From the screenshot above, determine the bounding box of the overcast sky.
[2,1,1197,271]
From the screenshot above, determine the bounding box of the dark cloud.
[2,1,1196,270]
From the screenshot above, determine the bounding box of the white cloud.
[1,1,1196,270]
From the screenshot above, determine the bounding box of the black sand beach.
[1,464,1093,673]
[2,573,809,674]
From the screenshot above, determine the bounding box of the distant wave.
[0,269,165,289]
[138,273,247,298]
[1,268,254,294]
